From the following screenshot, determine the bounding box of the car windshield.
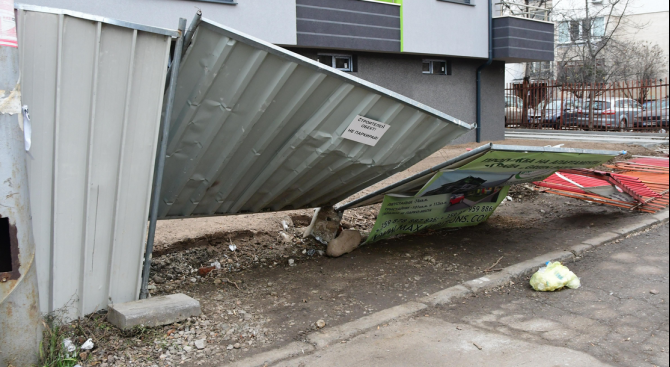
[585,101,611,110]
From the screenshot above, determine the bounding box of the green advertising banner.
[367,186,509,243]
[458,151,613,172]
[365,150,617,243]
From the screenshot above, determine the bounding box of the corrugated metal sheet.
[17,4,175,317]
[338,144,622,210]
[158,19,472,219]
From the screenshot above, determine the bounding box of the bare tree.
[552,0,643,128]
[609,41,668,82]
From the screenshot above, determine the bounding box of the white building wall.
[403,1,488,58]
[17,0,298,45]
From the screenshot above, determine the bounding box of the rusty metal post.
[0,9,42,366]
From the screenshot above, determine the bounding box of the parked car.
[634,98,669,128]
[505,95,525,127]
[529,99,583,128]
[574,98,642,130]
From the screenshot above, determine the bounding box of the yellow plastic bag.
[530,261,581,291]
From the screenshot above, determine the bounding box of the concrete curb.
[229,210,669,367]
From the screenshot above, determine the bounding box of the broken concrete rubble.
[303,207,342,244]
[326,230,362,258]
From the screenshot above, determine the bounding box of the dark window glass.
[318,55,333,67]
[422,62,431,74]
[434,61,447,75]
[0,217,12,273]
[335,57,350,70]
[569,21,580,41]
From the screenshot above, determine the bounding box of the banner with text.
[365,150,616,243]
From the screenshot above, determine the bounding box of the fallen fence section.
[338,144,621,243]
[339,144,621,210]
[155,18,472,219]
[18,4,176,318]
[536,157,669,213]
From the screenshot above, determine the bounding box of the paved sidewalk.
[275,222,669,367]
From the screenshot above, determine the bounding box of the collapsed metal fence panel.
[157,19,473,219]
[17,4,176,318]
[338,144,623,210]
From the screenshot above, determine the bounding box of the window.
[558,17,605,43]
[592,17,605,37]
[318,54,355,72]
[558,22,569,43]
[423,60,451,75]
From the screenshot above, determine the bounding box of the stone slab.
[582,231,620,246]
[107,293,201,330]
[653,210,669,222]
[276,318,613,367]
[228,341,314,367]
[307,302,427,348]
[420,285,472,307]
[612,217,660,236]
[462,272,511,293]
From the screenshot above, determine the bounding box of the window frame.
[558,16,605,44]
[422,59,451,75]
[317,53,355,72]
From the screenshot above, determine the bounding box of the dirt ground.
[74,140,666,367]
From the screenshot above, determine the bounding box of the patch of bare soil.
[66,140,664,367]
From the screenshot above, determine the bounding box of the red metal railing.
[505,79,669,132]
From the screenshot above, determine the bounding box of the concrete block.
[582,231,620,246]
[108,293,201,329]
[613,217,660,236]
[420,285,472,307]
[228,342,314,367]
[462,272,512,293]
[307,302,427,349]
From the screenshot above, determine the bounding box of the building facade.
[506,0,669,83]
[19,0,554,142]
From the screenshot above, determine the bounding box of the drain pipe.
[476,0,493,143]
[139,18,187,300]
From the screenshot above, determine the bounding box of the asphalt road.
[277,222,669,367]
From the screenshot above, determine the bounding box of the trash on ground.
[81,338,94,350]
[63,338,76,353]
[530,261,581,292]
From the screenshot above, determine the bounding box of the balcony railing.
[495,1,551,22]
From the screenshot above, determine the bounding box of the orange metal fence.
[505,79,669,132]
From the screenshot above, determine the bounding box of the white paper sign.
[0,0,18,48]
[341,115,390,146]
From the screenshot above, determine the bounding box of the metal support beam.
[139,18,187,300]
